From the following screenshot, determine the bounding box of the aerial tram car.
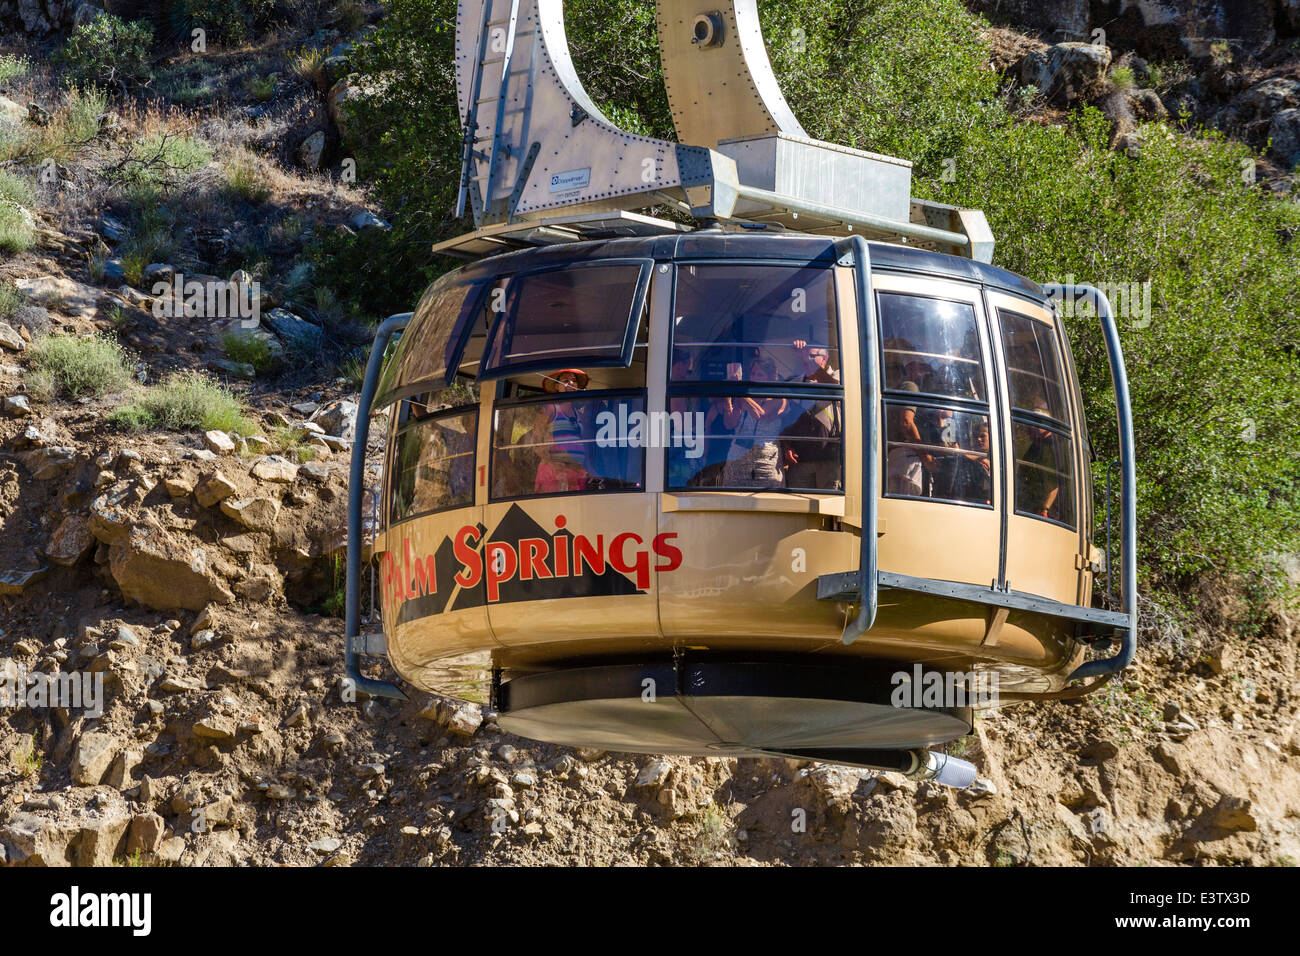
[344,0,1137,786]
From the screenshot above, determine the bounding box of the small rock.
[635,759,671,788]
[127,813,165,855]
[251,455,299,483]
[2,395,31,417]
[46,515,94,566]
[296,130,327,170]
[442,701,483,737]
[193,715,236,741]
[0,322,25,351]
[350,211,392,231]
[204,431,236,455]
[163,474,196,497]
[156,837,186,863]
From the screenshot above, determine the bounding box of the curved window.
[389,404,478,524]
[670,264,840,385]
[999,308,1076,528]
[1012,420,1075,527]
[666,263,844,493]
[377,276,491,400]
[666,395,844,491]
[879,292,985,401]
[491,393,646,499]
[884,403,992,506]
[1000,309,1069,423]
[481,260,651,380]
[878,292,991,508]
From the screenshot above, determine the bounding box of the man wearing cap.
[534,369,592,493]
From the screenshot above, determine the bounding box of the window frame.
[876,289,995,511]
[997,307,1079,530]
[478,258,654,384]
[664,259,847,495]
[667,258,844,389]
[998,307,1073,429]
[1009,409,1077,531]
[386,400,480,527]
[487,387,650,503]
[662,386,847,494]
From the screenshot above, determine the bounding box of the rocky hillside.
[0,1,1297,867]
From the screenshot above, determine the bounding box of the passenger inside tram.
[533,368,591,493]
[886,380,928,497]
[719,351,788,489]
[1017,403,1063,520]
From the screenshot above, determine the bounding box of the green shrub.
[161,0,275,46]
[118,207,180,286]
[0,120,24,162]
[111,132,213,196]
[247,74,276,103]
[60,14,153,92]
[0,169,34,207]
[28,334,135,399]
[0,202,34,254]
[0,281,21,319]
[288,46,326,86]
[1110,65,1136,90]
[224,150,272,203]
[0,54,30,83]
[111,371,258,434]
[220,330,274,372]
[64,85,108,143]
[336,0,367,33]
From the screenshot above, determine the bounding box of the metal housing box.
[718,133,913,226]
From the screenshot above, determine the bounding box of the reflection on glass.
[483,264,645,373]
[492,395,645,498]
[1000,310,1069,423]
[884,402,992,506]
[671,264,840,385]
[879,292,985,401]
[1013,421,1074,526]
[665,395,843,491]
[383,279,487,395]
[390,408,477,522]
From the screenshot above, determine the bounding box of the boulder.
[316,399,358,438]
[296,130,327,170]
[204,430,236,455]
[105,748,143,789]
[13,276,105,320]
[75,809,131,867]
[220,496,280,532]
[108,528,236,612]
[264,308,322,350]
[0,321,24,351]
[46,514,94,566]
[126,813,166,855]
[1,813,76,866]
[71,731,118,786]
[1269,109,1300,170]
[195,472,238,507]
[89,481,135,545]
[1020,42,1111,106]
[21,445,75,479]
[164,474,196,497]
[251,455,299,483]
